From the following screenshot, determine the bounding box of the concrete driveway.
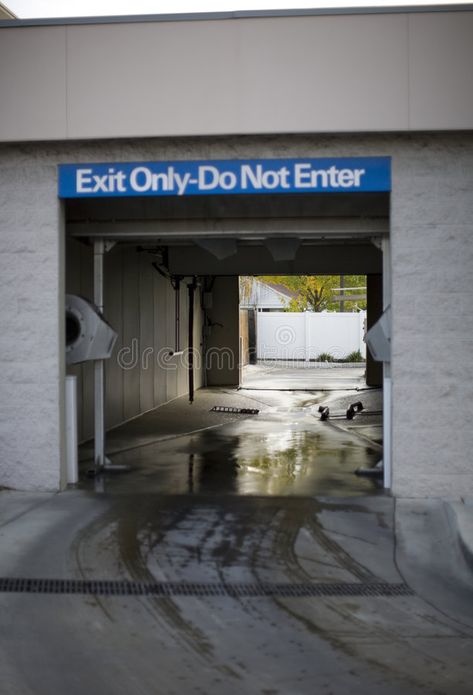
[241,362,366,391]
[1,388,472,694]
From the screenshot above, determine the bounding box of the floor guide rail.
[0,578,414,598]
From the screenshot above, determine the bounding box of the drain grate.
[0,578,413,598]
[211,406,259,415]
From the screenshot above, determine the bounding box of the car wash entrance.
[62,156,391,493]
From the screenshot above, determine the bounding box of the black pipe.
[188,279,196,403]
[174,277,181,352]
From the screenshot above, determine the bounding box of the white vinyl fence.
[256,311,366,361]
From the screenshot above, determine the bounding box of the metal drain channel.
[211,406,259,415]
[0,578,414,598]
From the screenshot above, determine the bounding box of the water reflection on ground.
[84,411,381,497]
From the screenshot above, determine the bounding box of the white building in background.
[241,280,297,311]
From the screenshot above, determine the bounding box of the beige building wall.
[0,9,473,142]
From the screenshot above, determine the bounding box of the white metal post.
[65,375,78,484]
[304,310,310,362]
[382,237,392,489]
[94,239,105,471]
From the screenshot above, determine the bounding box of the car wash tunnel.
[4,8,473,692]
[64,158,391,496]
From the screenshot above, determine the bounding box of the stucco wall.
[390,136,473,496]
[0,149,65,490]
[1,133,473,495]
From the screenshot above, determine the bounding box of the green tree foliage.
[255,275,367,312]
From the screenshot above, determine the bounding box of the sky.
[5,0,472,19]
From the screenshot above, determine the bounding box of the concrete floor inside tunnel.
[78,370,383,497]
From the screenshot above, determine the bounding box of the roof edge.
[0,1,16,19]
[1,4,473,28]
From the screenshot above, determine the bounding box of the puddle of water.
[81,416,381,497]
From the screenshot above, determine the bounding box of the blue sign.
[58,157,391,198]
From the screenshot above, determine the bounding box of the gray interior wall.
[66,240,203,442]
[1,10,473,142]
[206,277,240,387]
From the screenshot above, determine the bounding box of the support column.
[0,151,65,491]
[366,274,383,387]
[93,239,106,470]
[382,238,392,490]
[206,276,240,387]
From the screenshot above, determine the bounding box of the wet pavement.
[241,362,366,391]
[1,384,473,694]
[89,407,381,497]
[79,385,382,497]
[1,489,473,695]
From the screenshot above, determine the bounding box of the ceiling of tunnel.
[65,191,389,222]
[66,191,387,275]
[164,240,382,275]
